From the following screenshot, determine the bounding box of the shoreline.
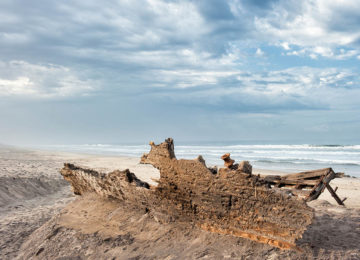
[7,143,360,177]
[1,146,359,208]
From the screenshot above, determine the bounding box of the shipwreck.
[61,138,346,251]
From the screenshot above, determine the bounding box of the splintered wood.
[258,167,346,205]
[220,154,346,205]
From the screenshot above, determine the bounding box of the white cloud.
[281,42,291,50]
[334,49,359,60]
[150,69,240,88]
[0,61,97,98]
[0,77,36,95]
[313,46,333,57]
[284,46,359,60]
[170,66,360,111]
[255,48,264,57]
[0,0,359,105]
[309,53,317,59]
[254,0,360,59]
[56,0,208,50]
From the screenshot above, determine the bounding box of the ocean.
[41,143,360,177]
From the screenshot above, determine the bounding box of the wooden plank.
[326,184,345,206]
[263,175,281,182]
[295,184,304,189]
[272,179,318,186]
[335,172,345,178]
[305,169,336,202]
[282,168,332,180]
[262,167,345,205]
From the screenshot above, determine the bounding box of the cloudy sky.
[1,0,360,145]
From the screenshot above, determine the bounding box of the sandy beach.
[1,145,360,259]
[2,0,360,258]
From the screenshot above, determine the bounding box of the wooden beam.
[305,170,336,202]
[326,184,345,206]
[269,178,318,186]
[282,168,332,180]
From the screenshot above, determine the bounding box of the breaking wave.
[39,143,360,177]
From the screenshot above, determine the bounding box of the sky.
[1,0,360,145]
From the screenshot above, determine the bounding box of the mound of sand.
[17,194,360,259]
[0,147,75,259]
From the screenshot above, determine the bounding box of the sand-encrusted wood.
[140,138,176,167]
[61,138,314,250]
[60,164,150,209]
[141,139,313,250]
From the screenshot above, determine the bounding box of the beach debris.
[220,154,252,174]
[221,153,235,168]
[238,160,252,174]
[62,138,342,251]
[208,165,218,174]
[61,164,150,202]
[262,168,347,205]
[140,138,176,166]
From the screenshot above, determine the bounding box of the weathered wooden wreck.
[61,138,345,251]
